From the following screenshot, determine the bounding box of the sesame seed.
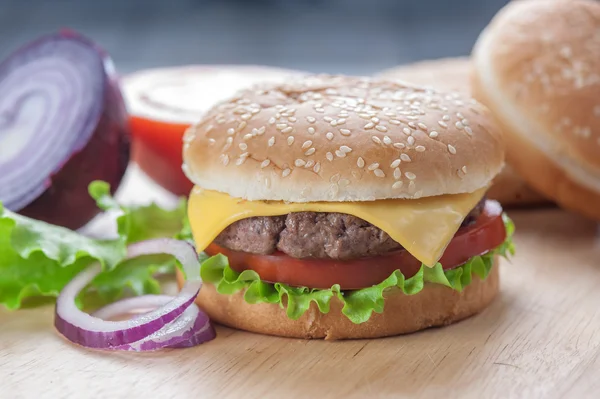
[335,150,346,158]
[464,126,473,136]
[326,132,334,140]
[305,148,316,156]
[326,152,334,161]
[456,112,464,119]
[241,113,252,121]
[287,136,295,146]
[438,121,448,129]
[307,116,316,123]
[308,127,316,135]
[407,136,415,146]
[413,190,423,199]
[368,163,380,171]
[408,181,415,191]
[461,118,469,126]
[282,126,293,134]
[371,117,380,123]
[429,131,439,138]
[305,160,315,168]
[390,159,401,168]
[357,157,365,168]
[340,145,352,153]
[268,136,275,147]
[455,121,464,130]
[260,159,271,168]
[393,143,405,149]
[337,118,346,125]
[364,122,375,129]
[314,162,321,173]
[359,113,371,120]
[405,172,416,180]
[393,167,401,180]
[239,143,248,151]
[223,137,233,150]
[390,119,401,125]
[295,159,306,167]
[257,126,266,135]
[408,122,417,129]
[339,128,351,136]
[217,118,226,124]
[243,133,253,140]
[227,128,235,135]
[400,153,412,162]
[417,123,427,130]
[371,136,382,144]
[447,144,457,154]
[235,155,248,166]
[403,127,411,135]
[461,165,468,174]
[330,173,341,183]
[442,115,450,121]
[268,117,276,125]
[237,121,247,131]
[220,154,229,165]
[339,179,350,187]
[324,116,333,122]
[415,145,426,152]
[392,181,403,189]
[302,140,313,149]
[208,138,216,146]
[264,177,271,188]
[315,108,325,113]
[282,168,291,177]
[374,169,385,178]
[383,136,392,145]
[288,117,297,122]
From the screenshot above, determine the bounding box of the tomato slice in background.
[122,65,304,196]
[205,201,507,290]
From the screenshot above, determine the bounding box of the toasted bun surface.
[177,257,499,340]
[377,57,549,207]
[183,75,504,202]
[472,0,600,219]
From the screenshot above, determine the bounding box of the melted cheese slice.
[188,187,487,267]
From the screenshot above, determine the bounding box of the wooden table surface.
[2,167,600,399]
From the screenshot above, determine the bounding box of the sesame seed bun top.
[472,0,600,217]
[182,74,504,202]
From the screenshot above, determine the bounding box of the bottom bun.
[177,256,500,340]
[488,165,552,207]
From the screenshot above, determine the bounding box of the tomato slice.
[205,200,506,290]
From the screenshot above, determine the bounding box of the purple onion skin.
[19,33,131,230]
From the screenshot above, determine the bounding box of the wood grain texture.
[2,166,600,399]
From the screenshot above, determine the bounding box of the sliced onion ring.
[54,238,215,351]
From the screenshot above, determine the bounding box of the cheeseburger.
[179,75,514,339]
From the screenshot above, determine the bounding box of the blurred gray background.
[0,0,509,75]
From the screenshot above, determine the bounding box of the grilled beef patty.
[214,197,486,260]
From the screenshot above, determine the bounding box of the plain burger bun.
[472,0,600,220]
[177,256,499,340]
[183,74,504,202]
[377,57,549,207]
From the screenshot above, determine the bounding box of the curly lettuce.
[0,181,187,310]
[200,215,515,324]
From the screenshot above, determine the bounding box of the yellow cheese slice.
[188,187,487,267]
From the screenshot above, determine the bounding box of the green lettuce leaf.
[0,181,187,310]
[200,215,515,324]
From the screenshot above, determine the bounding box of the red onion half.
[54,238,215,351]
[0,30,130,230]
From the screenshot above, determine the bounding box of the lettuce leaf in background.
[0,181,187,310]
[200,215,515,324]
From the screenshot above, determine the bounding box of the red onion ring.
[54,238,215,351]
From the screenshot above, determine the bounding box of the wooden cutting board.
[2,167,600,399]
